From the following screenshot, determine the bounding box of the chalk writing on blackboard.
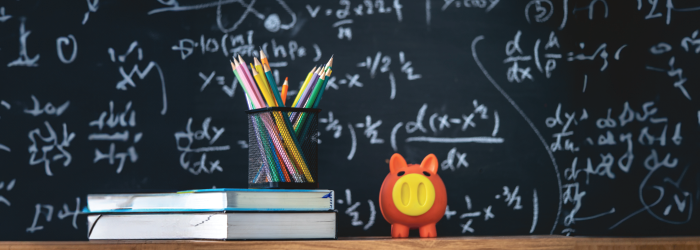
[7,19,40,67]
[442,0,500,12]
[646,31,700,100]
[398,102,502,144]
[26,197,82,233]
[82,0,99,25]
[149,0,296,34]
[174,117,230,175]
[472,35,563,234]
[28,122,75,176]
[89,101,141,174]
[638,0,700,25]
[0,6,12,22]
[336,189,376,231]
[0,179,16,207]
[56,35,77,64]
[496,186,523,210]
[108,41,168,115]
[24,95,69,117]
[441,147,468,172]
[199,71,239,97]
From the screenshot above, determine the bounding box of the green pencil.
[294,70,327,134]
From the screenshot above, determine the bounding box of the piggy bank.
[379,153,447,238]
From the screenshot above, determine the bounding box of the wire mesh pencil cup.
[247,107,320,189]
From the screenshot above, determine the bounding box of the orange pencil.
[281,77,289,106]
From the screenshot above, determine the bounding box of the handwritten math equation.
[319,101,501,161]
[444,186,533,234]
[545,101,690,235]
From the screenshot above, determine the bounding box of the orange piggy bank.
[379,153,447,238]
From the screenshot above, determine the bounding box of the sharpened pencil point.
[233,55,241,67]
[251,63,258,76]
[326,56,333,68]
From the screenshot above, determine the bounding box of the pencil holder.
[246,107,321,189]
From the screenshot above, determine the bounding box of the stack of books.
[85,189,336,240]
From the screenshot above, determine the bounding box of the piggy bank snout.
[391,174,436,216]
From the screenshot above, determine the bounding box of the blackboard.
[0,0,699,240]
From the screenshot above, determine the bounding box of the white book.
[88,212,336,240]
[87,189,334,212]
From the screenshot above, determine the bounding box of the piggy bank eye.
[397,171,405,176]
[423,171,431,177]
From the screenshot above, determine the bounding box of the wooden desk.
[0,236,699,250]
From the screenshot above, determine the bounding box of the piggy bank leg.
[391,224,410,238]
[418,223,437,238]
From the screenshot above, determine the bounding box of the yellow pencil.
[254,58,277,107]
[251,64,277,107]
[292,66,316,108]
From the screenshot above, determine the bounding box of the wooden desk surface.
[0,236,699,250]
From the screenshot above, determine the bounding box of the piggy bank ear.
[389,153,407,174]
[420,154,438,174]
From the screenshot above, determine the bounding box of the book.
[87,212,337,240]
[86,188,334,213]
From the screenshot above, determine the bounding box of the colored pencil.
[256,54,308,181]
[281,77,288,106]
[231,53,325,184]
[235,60,281,181]
[259,50,286,106]
[240,56,298,181]
[254,117,282,182]
[324,56,333,73]
[292,66,316,108]
[235,56,265,109]
[238,55,267,108]
[263,63,285,107]
[294,70,326,133]
[259,49,271,73]
[313,69,332,108]
[230,61,253,110]
[297,68,332,142]
[251,63,276,107]
[254,58,277,107]
[296,66,322,107]
[261,112,303,182]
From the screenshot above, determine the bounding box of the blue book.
[86,188,334,213]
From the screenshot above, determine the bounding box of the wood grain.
[0,236,698,250]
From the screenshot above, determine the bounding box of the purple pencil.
[294,65,324,108]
